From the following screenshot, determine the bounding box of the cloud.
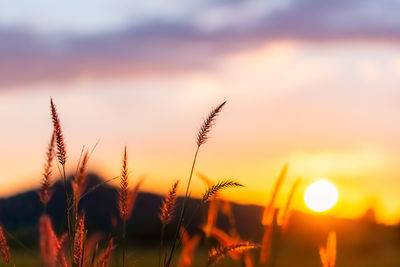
[1,0,400,87]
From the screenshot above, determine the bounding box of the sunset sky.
[1,0,400,224]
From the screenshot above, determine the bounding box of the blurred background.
[1,1,400,265]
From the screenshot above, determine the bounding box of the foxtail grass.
[220,200,238,238]
[262,164,288,226]
[202,226,237,246]
[73,150,89,199]
[159,180,180,267]
[202,179,243,241]
[277,179,301,232]
[50,98,72,239]
[117,150,143,267]
[197,172,219,238]
[203,225,253,264]
[165,101,226,267]
[73,214,86,267]
[159,180,180,225]
[50,98,67,167]
[177,227,201,267]
[319,231,336,267]
[119,146,129,220]
[198,173,240,239]
[260,164,288,265]
[56,234,68,267]
[204,198,219,238]
[196,171,213,186]
[260,213,274,264]
[72,150,89,223]
[96,238,115,267]
[39,130,56,212]
[263,179,301,267]
[39,214,63,267]
[0,227,11,264]
[83,233,104,266]
[119,146,129,267]
[208,242,259,266]
[126,177,144,220]
[197,101,226,147]
[119,147,128,267]
[202,179,243,203]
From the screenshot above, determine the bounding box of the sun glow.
[304,180,338,212]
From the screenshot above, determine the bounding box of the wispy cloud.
[1,0,400,87]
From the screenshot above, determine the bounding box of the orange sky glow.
[1,40,400,224]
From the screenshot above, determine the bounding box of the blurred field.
[2,100,400,267]
[2,244,400,267]
[2,175,400,267]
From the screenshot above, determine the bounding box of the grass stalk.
[268,212,281,267]
[165,146,199,267]
[122,218,126,267]
[61,164,72,240]
[165,101,226,267]
[159,223,166,267]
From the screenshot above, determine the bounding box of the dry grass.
[56,234,68,267]
[262,164,288,226]
[126,178,144,220]
[119,146,129,220]
[50,98,67,166]
[202,180,244,203]
[319,231,336,267]
[277,179,301,232]
[39,130,56,207]
[177,227,201,267]
[197,101,226,147]
[159,180,180,225]
[0,99,342,267]
[96,239,115,267]
[73,150,89,201]
[165,101,227,267]
[73,214,86,266]
[0,227,11,264]
[207,242,259,266]
[39,215,62,267]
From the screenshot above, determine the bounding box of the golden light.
[304,180,338,212]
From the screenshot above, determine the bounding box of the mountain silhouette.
[0,174,396,251]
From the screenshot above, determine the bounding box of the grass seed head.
[197,101,226,147]
[159,180,180,225]
[50,98,67,166]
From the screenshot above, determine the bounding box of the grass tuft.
[202,179,244,203]
[208,242,260,266]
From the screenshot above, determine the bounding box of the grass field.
[2,99,399,267]
[2,244,400,267]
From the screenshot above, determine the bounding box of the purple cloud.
[1,0,400,87]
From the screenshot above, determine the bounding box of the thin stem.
[75,145,85,175]
[62,164,72,239]
[268,211,280,267]
[122,218,126,267]
[185,146,199,199]
[80,239,86,267]
[165,146,200,267]
[3,228,37,256]
[61,164,75,264]
[159,223,166,267]
[74,192,79,223]
[68,175,120,213]
[88,138,101,159]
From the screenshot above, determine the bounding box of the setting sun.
[304,180,338,212]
